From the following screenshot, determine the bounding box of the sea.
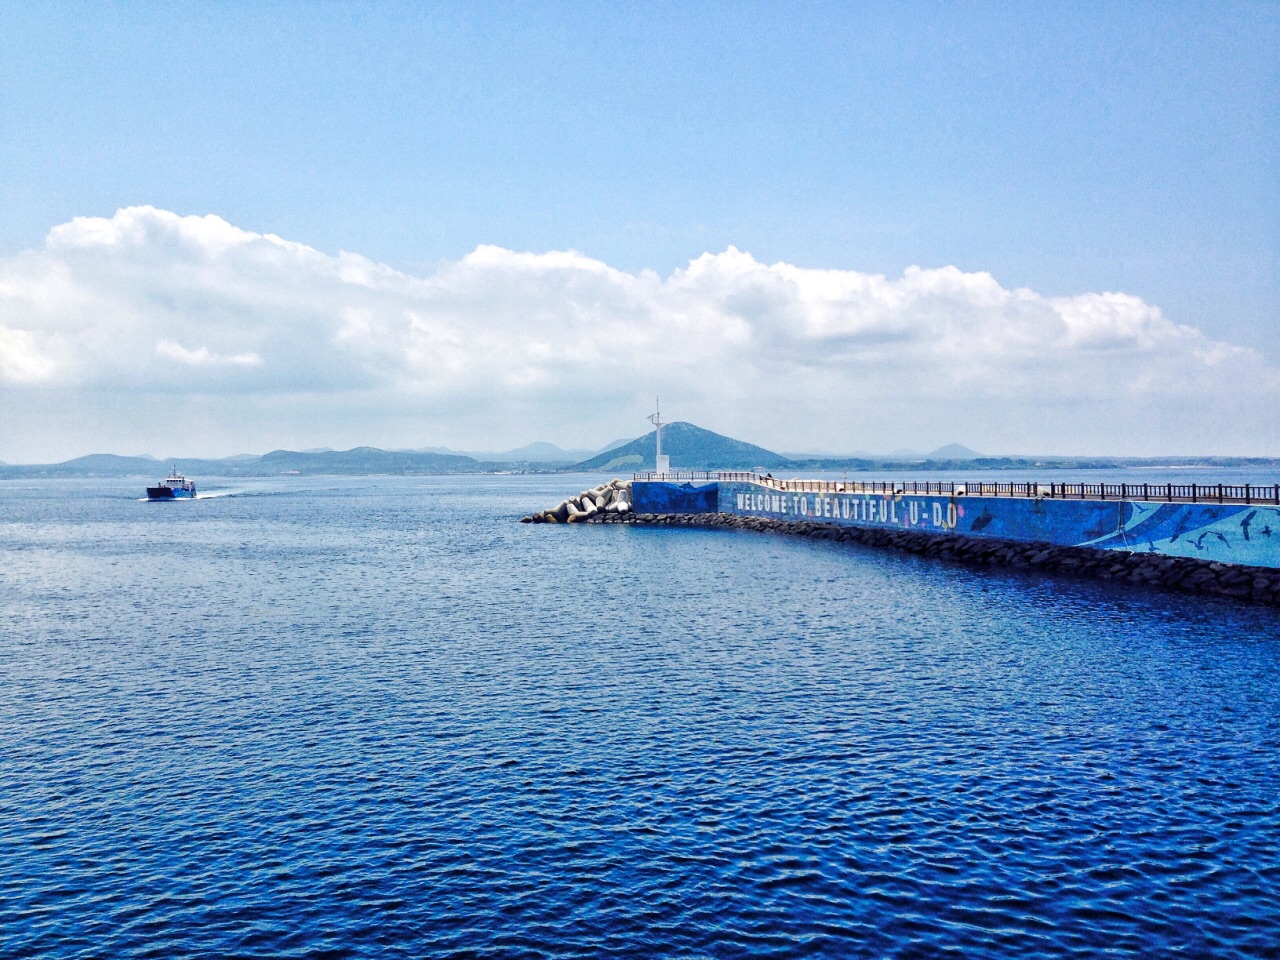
[2,473,1279,959]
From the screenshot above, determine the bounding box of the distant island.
[2,422,1276,478]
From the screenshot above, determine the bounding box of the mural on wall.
[677,481,1280,570]
[631,480,720,515]
[1081,501,1280,566]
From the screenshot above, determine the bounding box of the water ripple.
[1,476,1279,958]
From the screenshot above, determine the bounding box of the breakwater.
[521,478,633,523]
[631,473,1280,570]
[531,471,1280,605]
[586,510,1280,606]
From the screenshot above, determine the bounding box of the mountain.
[0,448,483,477]
[783,445,977,461]
[406,440,625,462]
[409,445,463,455]
[51,454,171,475]
[784,449,876,460]
[596,437,637,454]
[491,442,598,463]
[928,443,983,460]
[255,447,481,474]
[571,422,793,471]
[4,443,1278,478]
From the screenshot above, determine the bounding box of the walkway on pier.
[632,471,1280,506]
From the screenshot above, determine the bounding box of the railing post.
[1192,484,1197,503]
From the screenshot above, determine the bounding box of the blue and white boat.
[146,468,197,500]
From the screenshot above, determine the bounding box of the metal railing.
[631,470,719,482]
[633,471,1280,505]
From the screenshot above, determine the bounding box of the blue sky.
[0,2,1277,460]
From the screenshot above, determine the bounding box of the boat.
[146,467,197,500]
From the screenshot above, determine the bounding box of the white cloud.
[156,339,262,367]
[0,325,57,382]
[0,205,1275,460]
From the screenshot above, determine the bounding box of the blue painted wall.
[718,481,1280,569]
[631,480,719,515]
[629,479,1280,569]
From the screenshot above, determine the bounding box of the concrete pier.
[629,472,1280,571]
[529,472,1280,604]
[597,471,1280,605]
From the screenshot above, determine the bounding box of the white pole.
[647,397,667,473]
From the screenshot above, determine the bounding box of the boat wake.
[137,489,242,502]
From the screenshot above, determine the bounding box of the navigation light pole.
[647,399,669,475]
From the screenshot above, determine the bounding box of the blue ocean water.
[2,475,1279,959]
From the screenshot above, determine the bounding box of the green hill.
[0,453,171,477]
[571,422,794,471]
[255,447,481,474]
[0,447,485,478]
